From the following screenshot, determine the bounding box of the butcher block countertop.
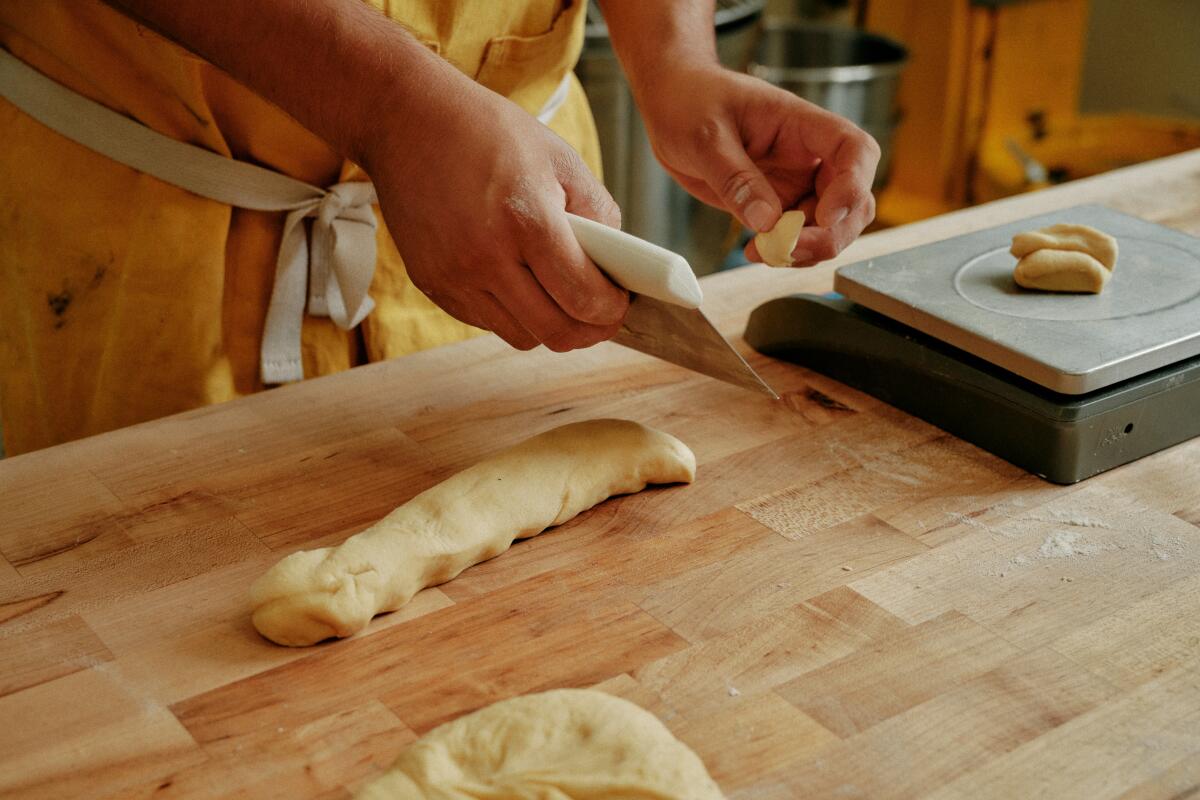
[4,150,1200,799]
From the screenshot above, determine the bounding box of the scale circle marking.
[952,237,1200,322]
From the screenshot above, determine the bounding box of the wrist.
[629,59,723,110]
[356,62,495,188]
[314,14,476,173]
[598,1,720,105]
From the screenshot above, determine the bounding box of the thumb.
[702,130,780,233]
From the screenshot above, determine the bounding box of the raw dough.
[1010,223,1118,269]
[354,689,725,800]
[250,419,696,646]
[754,209,807,267]
[1013,249,1111,293]
[1010,223,1119,293]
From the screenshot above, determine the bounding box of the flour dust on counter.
[250,419,696,646]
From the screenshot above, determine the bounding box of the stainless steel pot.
[750,23,907,186]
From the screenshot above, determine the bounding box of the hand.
[362,76,629,352]
[108,0,629,352]
[637,64,880,267]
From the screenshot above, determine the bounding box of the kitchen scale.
[745,205,1200,484]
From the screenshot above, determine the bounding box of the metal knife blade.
[564,212,777,398]
[616,294,779,398]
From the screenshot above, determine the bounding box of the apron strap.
[0,47,376,384]
[536,69,571,125]
[0,47,571,383]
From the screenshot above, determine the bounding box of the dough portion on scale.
[1011,223,1118,268]
[1013,248,1111,293]
[250,419,696,646]
[1011,223,1119,293]
[355,689,725,800]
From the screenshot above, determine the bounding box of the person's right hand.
[105,0,626,352]
[361,76,629,352]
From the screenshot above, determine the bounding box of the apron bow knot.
[0,46,572,384]
[262,180,379,383]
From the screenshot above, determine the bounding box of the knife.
[566,213,778,398]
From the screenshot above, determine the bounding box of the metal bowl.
[751,23,908,186]
[577,2,767,275]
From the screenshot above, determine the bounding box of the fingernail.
[825,207,849,226]
[791,248,813,264]
[745,199,775,233]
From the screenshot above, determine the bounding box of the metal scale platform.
[745,205,1200,484]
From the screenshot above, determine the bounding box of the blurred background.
[576,0,1200,275]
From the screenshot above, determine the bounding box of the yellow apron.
[0,0,602,455]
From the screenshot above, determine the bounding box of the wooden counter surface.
[3,150,1200,799]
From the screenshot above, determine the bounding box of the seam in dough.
[1010,222,1118,294]
[1013,249,1110,293]
[1010,223,1118,269]
[250,419,696,646]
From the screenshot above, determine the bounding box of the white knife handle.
[566,212,703,310]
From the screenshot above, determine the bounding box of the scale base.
[745,294,1200,484]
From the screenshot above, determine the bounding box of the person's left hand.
[635,64,880,267]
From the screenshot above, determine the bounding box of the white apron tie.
[262,180,379,383]
[0,46,571,383]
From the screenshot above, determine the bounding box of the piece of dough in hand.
[355,689,725,800]
[1010,222,1118,294]
[250,419,696,646]
[754,209,807,267]
[1013,249,1111,293]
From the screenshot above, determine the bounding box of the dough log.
[1010,222,1119,293]
[250,419,696,646]
[354,689,725,800]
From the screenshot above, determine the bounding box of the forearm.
[105,0,632,348]
[595,0,718,101]
[103,0,470,170]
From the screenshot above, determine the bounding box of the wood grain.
[2,151,1200,798]
[0,613,113,698]
[744,647,1120,799]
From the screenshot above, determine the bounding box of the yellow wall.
[1080,0,1200,119]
